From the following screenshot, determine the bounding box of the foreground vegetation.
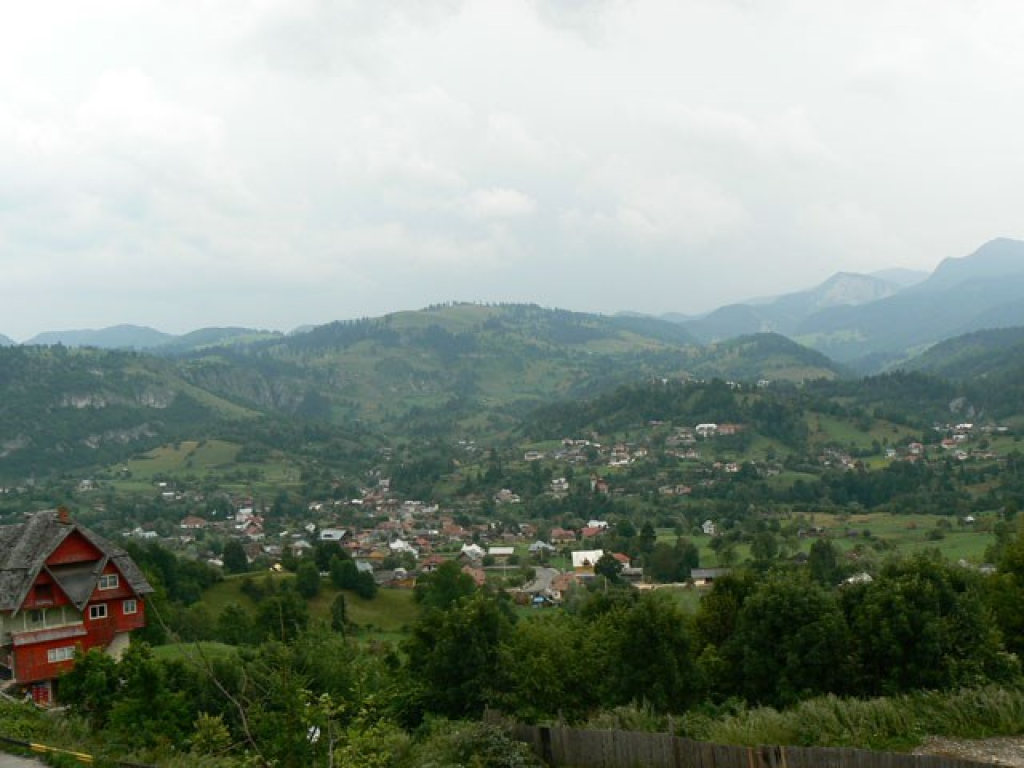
[5,531,1024,766]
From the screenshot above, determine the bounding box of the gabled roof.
[0,509,154,613]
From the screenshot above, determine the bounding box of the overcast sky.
[2,0,1023,340]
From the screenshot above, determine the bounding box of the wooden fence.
[490,718,994,768]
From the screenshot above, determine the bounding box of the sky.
[2,0,1024,340]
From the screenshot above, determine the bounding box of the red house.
[0,508,153,705]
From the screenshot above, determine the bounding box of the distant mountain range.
[18,325,283,351]
[679,271,908,344]
[0,333,14,347]
[793,238,1024,369]
[618,237,1024,372]
[6,236,1024,378]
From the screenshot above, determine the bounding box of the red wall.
[8,529,149,684]
[47,532,102,565]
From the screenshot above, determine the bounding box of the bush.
[404,720,543,768]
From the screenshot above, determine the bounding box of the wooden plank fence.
[486,716,995,768]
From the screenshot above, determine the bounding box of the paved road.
[0,754,43,767]
[522,566,560,594]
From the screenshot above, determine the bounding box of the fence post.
[540,725,553,765]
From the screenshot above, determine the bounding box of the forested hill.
[902,327,1024,380]
[0,346,256,479]
[680,333,848,382]
[523,369,981,446]
[0,305,849,480]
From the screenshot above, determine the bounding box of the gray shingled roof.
[0,509,153,613]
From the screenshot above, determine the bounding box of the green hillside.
[682,333,847,382]
[902,327,1024,379]
[0,305,853,482]
[0,346,258,480]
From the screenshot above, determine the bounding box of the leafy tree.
[609,592,698,712]
[405,592,515,718]
[414,560,476,611]
[728,574,852,706]
[331,593,348,633]
[594,553,624,584]
[843,552,1018,696]
[646,538,699,583]
[330,554,360,590]
[59,648,119,728]
[217,602,256,645]
[105,645,193,751]
[223,540,249,574]
[255,585,309,643]
[294,559,322,599]
[749,531,779,564]
[313,540,343,572]
[807,538,840,585]
[354,571,378,600]
[495,612,612,722]
[638,521,658,555]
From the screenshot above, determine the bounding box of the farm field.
[200,572,420,635]
[108,439,301,495]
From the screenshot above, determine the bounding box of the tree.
[255,585,309,642]
[638,521,657,555]
[807,538,840,585]
[414,560,476,611]
[354,570,378,600]
[646,539,699,583]
[594,553,623,584]
[749,531,778,564]
[59,648,118,728]
[844,552,1018,696]
[495,612,612,722]
[294,560,321,599]
[729,574,852,706]
[223,540,248,574]
[217,602,256,645]
[610,592,698,712]
[331,593,348,633]
[405,592,515,717]
[330,555,360,590]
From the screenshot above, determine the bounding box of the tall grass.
[678,686,1024,751]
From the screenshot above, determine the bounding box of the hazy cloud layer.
[2,0,1023,339]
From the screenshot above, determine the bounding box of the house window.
[28,610,44,624]
[98,574,119,590]
[89,604,107,620]
[47,646,75,663]
[123,599,137,615]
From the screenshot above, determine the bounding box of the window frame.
[47,646,75,663]
[98,573,119,590]
[89,603,108,620]
[122,598,138,615]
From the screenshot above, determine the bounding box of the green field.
[109,439,301,495]
[658,509,996,571]
[201,572,421,634]
[150,641,239,662]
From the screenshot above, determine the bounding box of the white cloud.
[2,0,1024,337]
[465,187,537,219]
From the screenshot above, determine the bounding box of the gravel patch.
[914,736,1024,766]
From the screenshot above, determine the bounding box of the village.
[108,414,1010,607]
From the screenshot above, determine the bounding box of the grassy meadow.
[109,439,302,495]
